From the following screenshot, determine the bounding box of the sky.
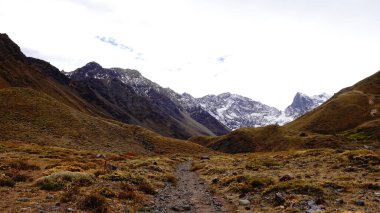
[1,0,380,109]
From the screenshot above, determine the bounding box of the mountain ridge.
[66,62,230,139]
[192,92,330,130]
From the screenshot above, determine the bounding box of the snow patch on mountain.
[195,92,330,130]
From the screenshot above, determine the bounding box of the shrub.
[8,160,40,170]
[11,173,31,182]
[5,171,32,182]
[99,188,116,198]
[36,171,94,191]
[60,186,80,203]
[118,191,136,200]
[117,191,145,203]
[220,174,273,193]
[79,194,108,213]
[0,176,15,187]
[138,181,157,195]
[101,173,129,182]
[264,180,325,197]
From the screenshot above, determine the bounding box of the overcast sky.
[1,0,380,109]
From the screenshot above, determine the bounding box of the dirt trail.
[151,161,234,213]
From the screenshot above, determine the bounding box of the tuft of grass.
[220,174,274,193]
[101,173,130,182]
[264,180,325,197]
[191,162,205,171]
[36,171,94,191]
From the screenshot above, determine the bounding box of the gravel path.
[151,161,234,213]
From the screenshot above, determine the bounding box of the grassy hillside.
[0,34,109,118]
[190,71,380,153]
[189,125,355,153]
[287,71,380,140]
[0,87,211,154]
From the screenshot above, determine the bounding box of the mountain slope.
[66,62,229,139]
[0,87,210,154]
[0,33,106,117]
[287,71,380,139]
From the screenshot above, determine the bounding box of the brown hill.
[189,125,351,153]
[0,33,109,117]
[286,71,380,140]
[0,87,210,154]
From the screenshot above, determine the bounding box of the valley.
[0,32,379,213]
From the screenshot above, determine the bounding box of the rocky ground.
[1,140,379,212]
[151,161,234,212]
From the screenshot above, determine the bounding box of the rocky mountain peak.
[0,33,26,61]
[83,61,103,70]
[285,92,331,119]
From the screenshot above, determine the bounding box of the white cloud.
[1,0,380,109]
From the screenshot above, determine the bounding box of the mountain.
[196,93,290,130]
[287,71,380,140]
[66,62,229,139]
[193,92,329,130]
[0,33,212,154]
[285,92,331,119]
[191,71,380,153]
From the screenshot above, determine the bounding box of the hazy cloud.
[95,36,134,52]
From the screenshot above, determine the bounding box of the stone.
[274,192,286,206]
[336,198,344,204]
[46,194,54,199]
[279,174,293,182]
[239,199,250,206]
[307,200,322,213]
[201,156,210,160]
[171,205,191,211]
[66,208,74,212]
[105,164,118,171]
[212,178,219,184]
[17,197,31,202]
[355,200,365,206]
[96,154,106,158]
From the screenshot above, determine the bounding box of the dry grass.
[192,149,380,212]
[0,140,182,212]
[0,87,211,155]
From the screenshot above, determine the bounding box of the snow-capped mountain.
[66,62,229,138]
[194,92,330,130]
[66,62,330,132]
[195,93,290,130]
[285,92,331,119]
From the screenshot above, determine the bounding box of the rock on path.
[151,161,234,213]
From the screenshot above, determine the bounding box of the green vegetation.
[36,171,94,191]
